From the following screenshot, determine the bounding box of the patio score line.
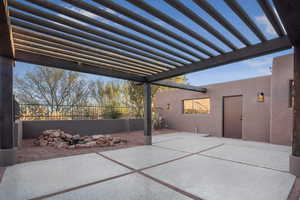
[25,142,290,200]
[30,145,225,200]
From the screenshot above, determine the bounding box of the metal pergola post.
[144,83,152,145]
[0,0,16,167]
[273,0,300,177]
[0,57,16,166]
[290,44,300,175]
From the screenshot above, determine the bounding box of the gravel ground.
[16,129,175,164]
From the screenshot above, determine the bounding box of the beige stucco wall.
[270,54,294,145]
[156,76,271,143]
[156,54,294,145]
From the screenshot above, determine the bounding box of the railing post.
[144,83,152,145]
[0,56,16,166]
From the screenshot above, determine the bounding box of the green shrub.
[102,106,122,119]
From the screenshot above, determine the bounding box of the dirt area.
[16,129,175,164]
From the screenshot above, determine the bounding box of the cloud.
[255,6,287,37]
[243,57,272,74]
[255,15,276,36]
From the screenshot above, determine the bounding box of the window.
[183,98,210,114]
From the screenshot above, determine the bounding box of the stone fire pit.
[33,129,126,149]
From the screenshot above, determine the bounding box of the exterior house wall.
[156,53,294,145]
[270,54,294,145]
[156,76,271,143]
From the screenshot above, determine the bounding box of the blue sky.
[13,0,293,86]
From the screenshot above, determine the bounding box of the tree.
[89,80,123,107]
[14,66,89,112]
[89,80,125,119]
[123,76,188,118]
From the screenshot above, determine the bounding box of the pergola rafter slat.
[10,3,184,68]
[93,0,210,59]
[14,43,152,76]
[11,23,167,71]
[192,0,251,46]
[4,0,290,81]
[126,0,224,55]
[14,37,159,75]
[257,0,285,37]
[60,0,204,61]
[224,0,267,42]
[25,0,198,64]
[12,30,164,73]
[15,50,146,82]
[10,14,176,71]
[164,0,238,51]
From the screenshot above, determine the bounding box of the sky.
[13,0,293,86]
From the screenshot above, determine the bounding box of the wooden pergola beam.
[147,36,292,82]
[15,50,147,82]
[152,80,207,93]
[273,0,300,45]
[273,0,300,177]
[0,0,14,58]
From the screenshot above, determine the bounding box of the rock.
[40,139,48,146]
[66,145,75,149]
[112,137,121,144]
[34,129,125,149]
[65,134,73,140]
[55,142,67,149]
[86,141,97,147]
[105,135,113,141]
[51,131,60,138]
[84,137,93,143]
[72,134,80,140]
[92,134,105,140]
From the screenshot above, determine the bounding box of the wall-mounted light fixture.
[166,103,171,110]
[257,92,264,102]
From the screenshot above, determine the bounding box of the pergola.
[0,0,299,175]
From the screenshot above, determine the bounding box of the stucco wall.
[156,76,271,143]
[21,119,144,139]
[270,54,294,145]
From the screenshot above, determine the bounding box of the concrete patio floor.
[0,132,297,200]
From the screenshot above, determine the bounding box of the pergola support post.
[144,83,152,145]
[290,44,300,176]
[0,56,16,166]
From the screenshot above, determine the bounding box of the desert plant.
[102,106,123,119]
